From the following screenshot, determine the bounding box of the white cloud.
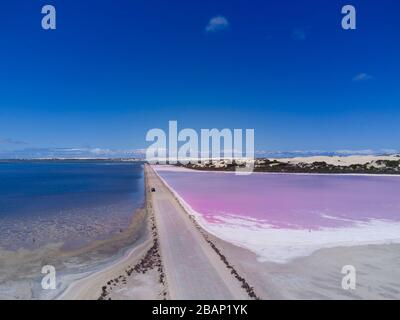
[0,147,147,159]
[353,73,373,81]
[205,16,229,32]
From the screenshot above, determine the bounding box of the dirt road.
[146,165,249,300]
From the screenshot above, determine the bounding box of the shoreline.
[0,206,148,300]
[149,165,259,299]
[153,165,400,263]
[58,166,167,300]
[61,164,251,300]
[25,163,400,300]
[156,164,400,177]
[174,154,400,175]
[152,165,400,299]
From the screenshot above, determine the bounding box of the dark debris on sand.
[98,211,167,300]
[187,215,260,300]
[155,168,261,300]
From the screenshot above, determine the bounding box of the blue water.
[0,161,145,250]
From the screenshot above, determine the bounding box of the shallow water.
[156,168,400,229]
[0,161,145,250]
[155,166,400,262]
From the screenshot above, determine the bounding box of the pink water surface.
[156,169,400,230]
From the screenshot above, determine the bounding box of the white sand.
[58,232,164,300]
[275,155,400,166]
[202,215,400,263]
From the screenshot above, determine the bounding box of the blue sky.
[0,0,399,158]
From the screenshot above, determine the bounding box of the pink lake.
[155,167,400,230]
